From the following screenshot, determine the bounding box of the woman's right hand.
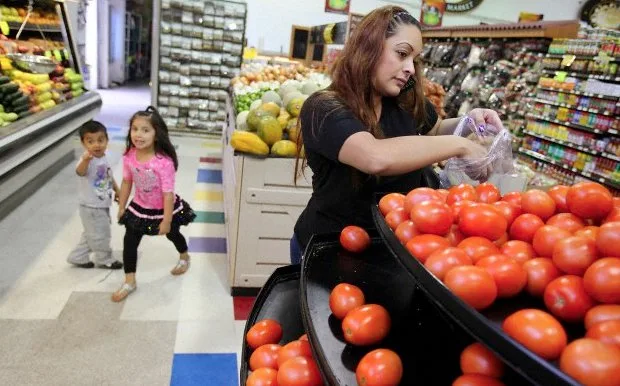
[456,137,492,180]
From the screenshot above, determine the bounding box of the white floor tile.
[174,319,238,353]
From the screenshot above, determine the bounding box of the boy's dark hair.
[79,120,108,141]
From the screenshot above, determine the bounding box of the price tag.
[0,21,9,36]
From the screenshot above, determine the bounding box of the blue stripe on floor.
[170,353,238,386]
[197,169,223,184]
[188,237,227,253]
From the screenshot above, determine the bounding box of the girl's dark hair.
[294,6,426,181]
[126,106,179,170]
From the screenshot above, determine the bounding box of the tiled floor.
[0,84,255,385]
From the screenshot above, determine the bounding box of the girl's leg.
[166,226,190,275]
[112,227,144,302]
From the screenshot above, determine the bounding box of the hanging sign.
[325,0,350,15]
[420,0,446,27]
[445,0,483,13]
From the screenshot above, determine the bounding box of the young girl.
[113,106,196,302]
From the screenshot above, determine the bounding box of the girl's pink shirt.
[122,148,175,209]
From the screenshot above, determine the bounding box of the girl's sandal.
[171,259,190,276]
[111,283,137,302]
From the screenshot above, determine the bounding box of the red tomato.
[484,260,527,298]
[500,240,536,265]
[615,197,620,208]
[437,189,450,202]
[586,320,620,348]
[476,183,501,204]
[405,234,451,263]
[459,204,507,241]
[452,374,506,386]
[385,208,409,231]
[552,236,599,276]
[444,266,498,310]
[567,182,614,221]
[447,184,478,205]
[501,191,522,209]
[532,225,572,258]
[583,257,620,304]
[447,225,466,246]
[276,340,313,368]
[521,189,556,221]
[547,185,570,213]
[522,258,561,297]
[394,220,420,245]
[299,334,308,341]
[547,213,586,233]
[247,367,278,386]
[340,226,371,253]
[492,201,521,227]
[404,187,443,214]
[575,225,600,242]
[604,206,620,223]
[559,338,620,386]
[356,349,403,386]
[502,309,567,360]
[329,283,365,320]
[247,319,283,349]
[425,247,473,281]
[492,233,508,248]
[249,344,281,370]
[585,305,620,330]
[596,222,620,258]
[379,193,405,216]
[277,357,323,386]
[410,200,454,235]
[509,214,545,243]
[451,200,477,222]
[458,237,500,264]
[476,254,512,268]
[460,342,504,378]
[342,304,391,346]
[544,275,596,322]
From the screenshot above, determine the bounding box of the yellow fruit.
[257,116,283,146]
[246,109,269,131]
[259,102,280,117]
[271,140,298,157]
[287,97,304,117]
[277,115,289,130]
[288,125,301,144]
[230,130,269,155]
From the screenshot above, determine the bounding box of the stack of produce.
[423,78,447,118]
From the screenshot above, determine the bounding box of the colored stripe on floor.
[171,353,238,386]
[197,169,223,184]
[200,157,222,163]
[202,141,222,149]
[194,190,223,202]
[195,211,225,224]
[233,296,255,321]
[188,237,227,253]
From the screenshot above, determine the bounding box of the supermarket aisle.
[0,84,247,385]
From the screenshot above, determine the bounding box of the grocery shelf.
[373,205,580,386]
[537,86,620,102]
[421,20,579,39]
[532,97,617,116]
[545,53,620,62]
[519,147,620,190]
[527,113,619,137]
[523,129,620,162]
[6,21,62,33]
[542,69,620,82]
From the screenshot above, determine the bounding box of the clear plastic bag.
[440,116,515,187]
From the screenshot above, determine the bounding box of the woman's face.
[372,24,423,97]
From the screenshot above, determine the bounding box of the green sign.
[446,0,484,13]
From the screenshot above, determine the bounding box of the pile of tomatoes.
[376,181,620,386]
[329,282,402,386]
[245,319,323,386]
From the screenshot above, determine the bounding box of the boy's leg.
[66,206,93,267]
[89,208,122,269]
[167,226,190,275]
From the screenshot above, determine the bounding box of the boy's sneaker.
[75,262,95,269]
[99,261,123,270]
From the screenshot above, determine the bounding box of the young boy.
[67,121,123,269]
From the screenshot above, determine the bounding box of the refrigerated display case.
[0,0,102,219]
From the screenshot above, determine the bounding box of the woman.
[290,6,502,264]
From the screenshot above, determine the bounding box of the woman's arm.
[338,132,486,176]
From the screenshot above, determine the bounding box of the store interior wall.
[96,0,126,88]
[245,0,587,54]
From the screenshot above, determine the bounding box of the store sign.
[445,0,483,13]
[420,0,446,27]
[325,0,351,15]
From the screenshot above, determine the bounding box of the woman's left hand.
[468,108,503,132]
[159,220,171,235]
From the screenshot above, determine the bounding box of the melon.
[283,91,303,108]
[278,83,299,98]
[250,99,263,111]
[287,97,305,118]
[261,90,282,106]
[257,116,283,146]
[259,102,281,117]
[277,110,291,129]
[271,140,298,157]
[236,110,249,131]
[247,109,269,131]
[301,82,319,95]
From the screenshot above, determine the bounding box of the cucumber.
[4,90,23,104]
[0,82,18,95]
[0,76,9,85]
[11,95,30,107]
[18,111,33,119]
[0,104,4,113]
[12,104,29,114]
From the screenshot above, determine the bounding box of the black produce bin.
[371,203,582,386]
[239,265,305,383]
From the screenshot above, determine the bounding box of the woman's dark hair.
[126,106,179,170]
[294,6,427,181]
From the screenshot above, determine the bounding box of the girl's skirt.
[118,195,196,235]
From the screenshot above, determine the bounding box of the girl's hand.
[159,220,171,235]
[117,208,126,222]
[467,108,503,132]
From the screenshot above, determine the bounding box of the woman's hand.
[467,108,503,132]
[456,136,493,180]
